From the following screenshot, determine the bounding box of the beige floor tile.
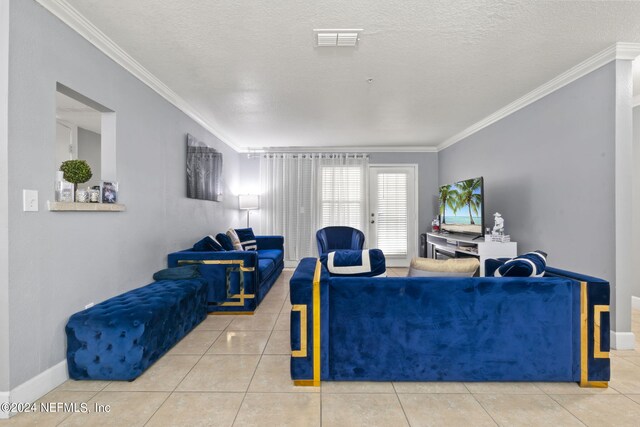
[145,392,244,427]
[194,315,234,331]
[176,355,260,392]
[264,330,290,355]
[627,394,640,404]
[59,391,168,427]
[281,298,292,313]
[622,356,640,367]
[227,311,278,331]
[167,329,222,355]
[552,394,640,427]
[256,298,285,314]
[610,349,640,358]
[104,355,200,392]
[398,393,496,427]
[610,357,640,394]
[5,390,96,427]
[207,330,271,355]
[321,393,409,427]
[475,394,582,426]
[393,381,469,394]
[274,311,290,331]
[536,381,619,394]
[321,381,395,393]
[234,392,320,427]
[56,379,111,392]
[249,355,319,393]
[464,382,544,394]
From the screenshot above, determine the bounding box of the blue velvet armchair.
[316,226,365,256]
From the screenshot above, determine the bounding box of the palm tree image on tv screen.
[438,177,483,234]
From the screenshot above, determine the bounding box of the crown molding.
[36,0,243,153]
[437,42,640,152]
[243,145,438,154]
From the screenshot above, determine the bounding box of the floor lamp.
[239,194,260,228]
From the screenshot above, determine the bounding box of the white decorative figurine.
[492,212,504,235]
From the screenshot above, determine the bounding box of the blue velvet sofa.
[66,278,207,381]
[290,257,610,387]
[168,235,284,314]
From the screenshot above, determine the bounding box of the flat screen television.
[438,177,484,236]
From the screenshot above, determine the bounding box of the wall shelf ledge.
[47,201,126,212]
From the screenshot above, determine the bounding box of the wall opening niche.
[51,83,122,211]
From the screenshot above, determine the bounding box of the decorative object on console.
[234,228,258,251]
[408,257,479,277]
[489,251,548,277]
[320,249,386,277]
[431,217,440,232]
[238,194,260,227]
[186,133,223,202]
[101,181,118,203]
[492,212,504,234]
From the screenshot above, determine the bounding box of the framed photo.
[101,181,118,204]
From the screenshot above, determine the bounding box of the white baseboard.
[611,330,637,350]
[632,296,640,310]
[0,360,68,418]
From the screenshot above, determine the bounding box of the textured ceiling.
[64,0,640,150]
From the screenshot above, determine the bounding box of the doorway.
[369,165,418,267]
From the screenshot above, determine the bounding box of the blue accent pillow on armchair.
[215,233,235,251]
[494,250,548,277]
[192,235,224,252]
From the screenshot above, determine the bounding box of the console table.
[426,232,517,276]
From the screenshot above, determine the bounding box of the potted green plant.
[60,160,92,201]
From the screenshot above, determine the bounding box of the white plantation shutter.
[321,166,363,230]
[376,172,408,256]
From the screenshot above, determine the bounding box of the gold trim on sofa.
[291,304,308,357]
[177,259,255,307]
[580,281,609,388]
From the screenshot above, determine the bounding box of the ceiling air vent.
[314,29,362,47]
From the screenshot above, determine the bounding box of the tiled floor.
[6,267,640,426]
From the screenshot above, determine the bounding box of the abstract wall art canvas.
[186,134,223,202]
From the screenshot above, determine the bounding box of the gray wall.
[439,62,616,287]
[76,127,101,189]
[0,0,9,394]
[7,0,242,388]
[369,152,439,237]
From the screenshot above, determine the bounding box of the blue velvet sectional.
[290,257,610,387]
[168,235,284,313]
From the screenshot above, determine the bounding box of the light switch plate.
[23,189,38,212]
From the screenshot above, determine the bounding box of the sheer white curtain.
[260,153,369,262]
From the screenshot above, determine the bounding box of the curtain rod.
[255,153,369,159]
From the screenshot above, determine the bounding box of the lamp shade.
[239,194,260,210]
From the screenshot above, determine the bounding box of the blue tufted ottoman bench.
[65,278,207,381]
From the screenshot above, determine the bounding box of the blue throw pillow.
[216,233,235,251]
[192,235,224,252]
[235,228,257,251]
[153,265,200,281]
[494,251,547,277]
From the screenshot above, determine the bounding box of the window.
[375,172,408,256]
[321,166,363,230]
